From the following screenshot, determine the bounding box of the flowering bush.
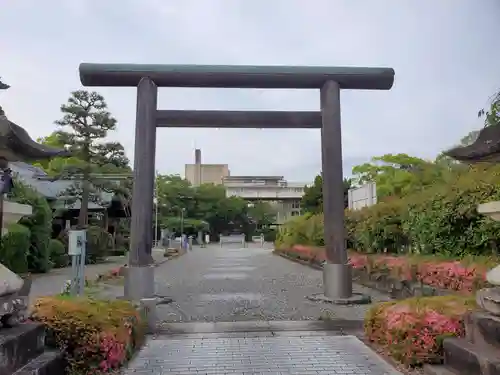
[96,267,124,282]
[31,295,145,374]
[275,246,490,293]
[365,295,476,366]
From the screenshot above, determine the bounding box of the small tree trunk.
[78,178,90,228]
[78,150,91,228]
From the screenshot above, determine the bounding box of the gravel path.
[155,244,391,322]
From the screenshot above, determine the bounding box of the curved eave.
[444,125,500,164]
[8,120,72,161]
[444,145,500,163]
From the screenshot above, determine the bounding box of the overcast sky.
[1,1,499,182]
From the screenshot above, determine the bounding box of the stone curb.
[273,251,324,270]
[274,250,457,301]
[97,249,187,283]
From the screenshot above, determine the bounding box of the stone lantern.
[0,82,71,326]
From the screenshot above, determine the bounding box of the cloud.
[1,0,499,182]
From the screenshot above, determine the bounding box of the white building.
[347,182,377,211]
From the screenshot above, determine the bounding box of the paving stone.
[203,273,250,280]
[125,245,399,374]
[154,244,391,322]
[124,334,401,374]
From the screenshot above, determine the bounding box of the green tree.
[301,175,323,214]
[351,153,449,199]
[247,201,276,227]
[301,174,352,213]
[34,132,82,175]
[478,91,500,128]
[155,174,196,217]
[53,90,129,227]
[154,175,253,238]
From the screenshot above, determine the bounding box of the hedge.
[9,180,53,273]
[276,166,500,258]
[48,239,68,268]
[31,295,145,374]
[0,223,30,274]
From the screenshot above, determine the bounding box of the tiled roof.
[9,161,116,210]
[445,126,500,163]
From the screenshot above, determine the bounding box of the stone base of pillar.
[307,263,371,305]
[124,265,155,301]
[324,263,352,299]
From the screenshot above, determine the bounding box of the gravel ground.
[154,244,391,322]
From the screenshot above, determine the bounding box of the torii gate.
[79,64,395,304]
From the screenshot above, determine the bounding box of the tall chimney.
[194,149,202,186]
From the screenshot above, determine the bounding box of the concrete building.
[184,149,229,186]
[223,175,305,224]
[184,150,308,224]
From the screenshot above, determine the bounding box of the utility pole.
[180,207,185,236]
[153,170,159,247]
[154,197,158,247]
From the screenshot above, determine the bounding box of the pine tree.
[54,90,129,227]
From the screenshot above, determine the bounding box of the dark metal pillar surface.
[129,77,158,267]
[320,80,354,300]
[320,80,347,265]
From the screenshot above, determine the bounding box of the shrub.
[59,225,113,264]
[86,226,113,263]
[275,245,326,263]
[31,295,145,374]
[279,165,500,258]
[115,234,129,253]
[346,199,408,254]
[0,223,30,273]
[109,247,127,256]
[365,295,476,366]
[276,167,500,258]
[403,170,500,257]
[48,239,68,268]
[261,227,277,242]
[275,213,323,248]
[9,180,52,273]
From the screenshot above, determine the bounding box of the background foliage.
[155,174,276,240]
[277,91,500,258]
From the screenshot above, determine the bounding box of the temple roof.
[10,162,124,211]
[0,117,72,161]
[444,125,500,163]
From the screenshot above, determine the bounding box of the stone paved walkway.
[154,244,391,322]
[124,245,400,374]
[126,329,400,374]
